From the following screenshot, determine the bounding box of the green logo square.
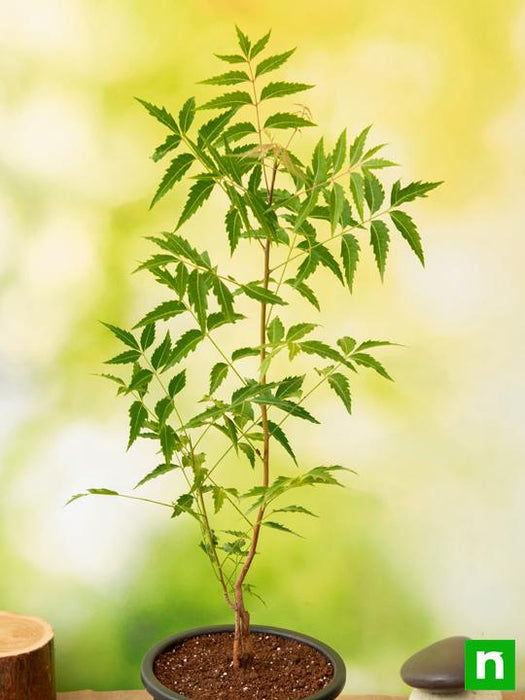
[464,639,515,690]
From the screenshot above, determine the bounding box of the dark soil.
[153,631,334,700]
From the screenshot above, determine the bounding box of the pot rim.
[141,623,346,700]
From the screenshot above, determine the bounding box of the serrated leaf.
[168,328,203,367]
[329,183,345,234]
[362,158,397,170]
[97,373,125,387]
[128,401,147,449]
[134,301,186,328]
[267,420,296,464]
[341,233,360,292]
[212,278,235,320]
[239,442,256,468]
[315,244,344,284]
[254,395,319,423]
[356,339,395,351]
[102,322,139,349]
[337,336,357,355]
[178,97,196,132]
[273,504,317,517]
[390,209,425,265]
[212,485,226,513]
[353,352,392,380]
[207,311,245,330]
[232,346,259,361]
[215,53,245,64]
[201,70,250,86]
[168,369,186,397]
[199,91,252,111]
[350,125,372,166]
[187,270,208,331]
[260,81,313,101]
[235,25,251,56]
[328,372,352,414]
[364,170,385,213]
[152,134,181,162]
[299,340,345,365]
[284,279,320,311]
[135,463,178,489]
[263,521,301,536]
[209,362,229,393]
[255,48,296,78]
[128,368,153,393]
[286,323,317,342]
[332,129,347,173]
[198,108,238,146]
[350,171,365,221]
[225,206,242,254]
[242,283,287,306]
[160,424,177,462]
[391,179,443,206]
[151,331,172,370]
[105,349,141,365]
[370,220,390,280]
[220,121,257,146]
[88,488,120,496]
[140,324,155,350]
[264,112,315,130]
[267,316,285,343]
[275,375,304,399]
[155,396,174,424]
[250,29,271,58]
[135,98,179,133]
[150,153,195,209]
[177,177,215,229]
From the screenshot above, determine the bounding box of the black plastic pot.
[141,624,346,700]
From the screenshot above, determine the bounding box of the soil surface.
[153,631,334,700]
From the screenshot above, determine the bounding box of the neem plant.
[72,27,440,672]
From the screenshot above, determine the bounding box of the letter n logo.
[464,640,515,690]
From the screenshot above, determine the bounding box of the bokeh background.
[2,0,525,693]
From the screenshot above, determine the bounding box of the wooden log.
[0,610,56,700]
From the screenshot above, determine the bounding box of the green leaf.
[263,521,301,536]
[314,244,344,284]
[260,81,313,101]
[329,183,345,234]
[105,349,141,365]
[275,375,304,399]
[212,278,235,320]
[264,112,315,130]
[199,91,252,111]
[390,210,425,265]
[220,121,257,145]
[135,463,178,489]
[134,301,186,328]
[225,206,242,254]
[353,352,392,380]
[97,373,125,388]
[267,420,296,464]
[128,368,153,394]
[250,29,271,58]
[364,170,385,213]
[128,401,147,449]
[168,370,186,397]
[232,346,260,361]
[198,109,238,146]
[167,328,203,367]
[135,98,180,133]
[350,124,372,166]
[212,485,226,513]
[391,179,443,207]
[299,340,345,365]
[362,158,397,170]
[210,362,229,393]
[341,233,360,292]
[255,48,296,78]
[102,323,139,350]
[150,153,195,209]
[267,316,285,343]
[215,53,245,64]
[178,97,196,133]
[369,220,390,280]
[350,171,365,221]
[235,25,251,56]
[201,70,250,86]
[273,504,317,517]
[151,331,172,370]
[284,279,320,311]
[207,311,245,330]
[239,442,256,468]
[356,339,395,351]
[155,396,174,424]
[328,372,352,414]
[88,488,120,497]
[177,177,215,229]
[286,323,317,342]
[332,129,347,173]
[241,283,287,306]
[160,424,177,462]
[337,336,357,355]
[140,324,155,350]
[254,395,319,423]
[187,270,209,331]
[152,134,181,162]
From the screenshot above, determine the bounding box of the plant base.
[141,624,346,700]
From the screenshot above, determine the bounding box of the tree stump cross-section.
[0,610,56,700]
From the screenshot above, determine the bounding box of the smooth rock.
[401,636,469,692]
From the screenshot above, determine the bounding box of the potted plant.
[70,26,441,700]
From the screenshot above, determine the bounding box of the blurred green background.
[2,0,525,693]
